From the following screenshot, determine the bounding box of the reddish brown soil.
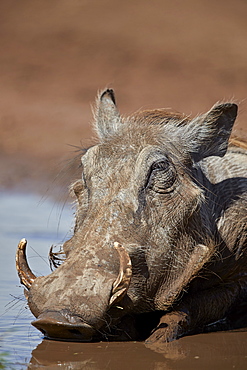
[1,0,247,196]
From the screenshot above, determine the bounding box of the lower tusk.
[109,242,132,307]
[16,238,36,289]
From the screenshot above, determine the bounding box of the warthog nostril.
[32,311,95,341]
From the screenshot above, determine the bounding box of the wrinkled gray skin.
[24,89,247,343]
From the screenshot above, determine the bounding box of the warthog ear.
[185,103,238,162]
[95,89,122,139]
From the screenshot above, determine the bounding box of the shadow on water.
[0,191,247,369]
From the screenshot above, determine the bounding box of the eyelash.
[151,159,170,172]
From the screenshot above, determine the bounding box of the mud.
[29,333,247,370]
[0,0,247,196]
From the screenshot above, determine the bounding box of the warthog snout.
[16,238,134,340]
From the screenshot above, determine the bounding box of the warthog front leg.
[146,276,247,344]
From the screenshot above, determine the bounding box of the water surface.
[0,191,73,368]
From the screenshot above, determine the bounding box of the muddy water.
[0,192,247,369]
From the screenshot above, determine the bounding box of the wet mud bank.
[1,0,247,197]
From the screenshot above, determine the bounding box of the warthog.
[16,89,247,343]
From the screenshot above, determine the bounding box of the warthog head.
[16,89,237,341]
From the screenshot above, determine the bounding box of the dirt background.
[0,0,247,197]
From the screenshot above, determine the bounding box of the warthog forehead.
[82,141,183,177]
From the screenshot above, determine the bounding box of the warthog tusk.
[109,242,132,307]
[16,238,36,289]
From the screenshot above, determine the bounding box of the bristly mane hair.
[130,109,190,126]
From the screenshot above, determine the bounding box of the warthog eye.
[147,159,176,192]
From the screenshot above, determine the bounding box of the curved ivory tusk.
[109,242,132,307]
[16,238,36,289]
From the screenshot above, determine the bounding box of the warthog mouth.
[32,309,164,342]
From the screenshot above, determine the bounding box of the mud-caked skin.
[17,89,247,343]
